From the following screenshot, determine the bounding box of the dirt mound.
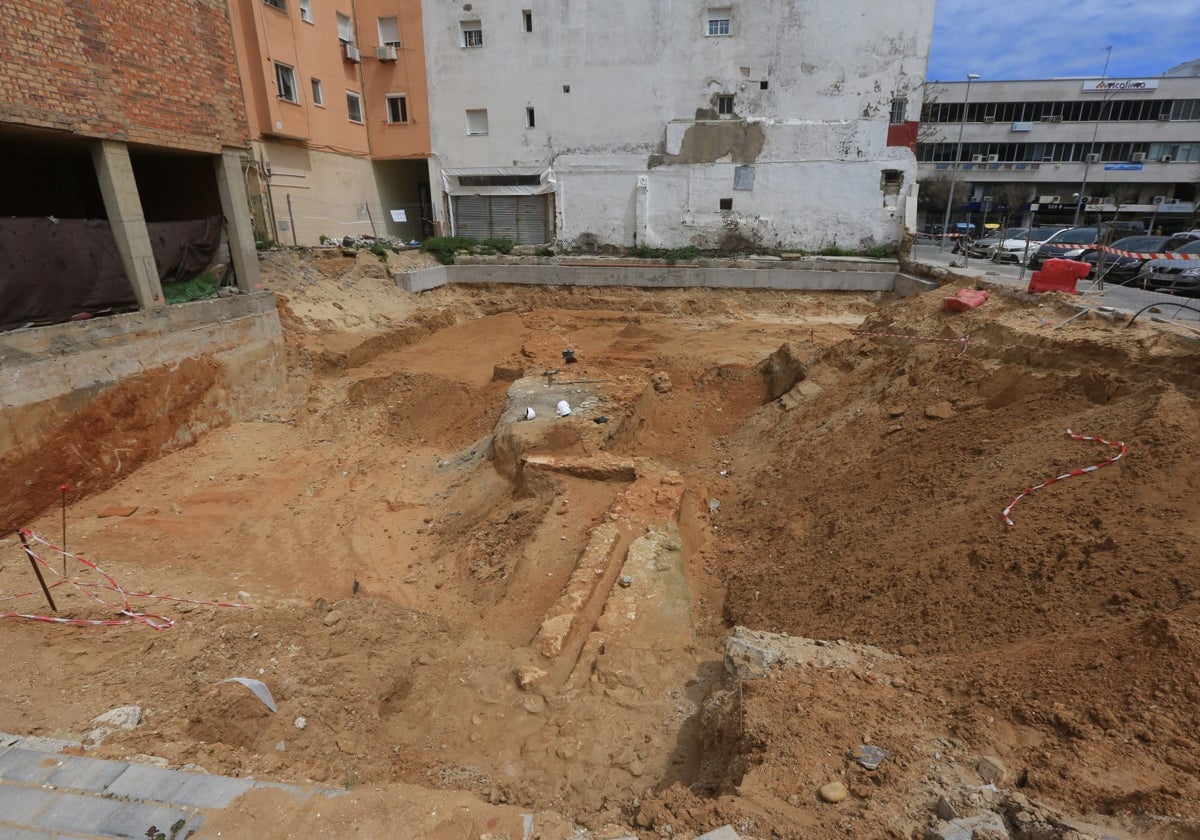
[5,254,1200,839]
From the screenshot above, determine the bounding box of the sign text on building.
[1081,79,1159,93]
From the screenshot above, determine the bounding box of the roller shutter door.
[452,195,549,244]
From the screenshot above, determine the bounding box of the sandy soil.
[1,248,1198,839]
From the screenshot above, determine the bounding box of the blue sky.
[927,0,1200,82]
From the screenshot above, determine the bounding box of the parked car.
[968,227,1028,259]
[1027,227,1100,270]
[989,226,1069,264]
[1080,234,1200,285]
[1135,240,1200,296]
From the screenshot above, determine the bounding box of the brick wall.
[0,0,248,153]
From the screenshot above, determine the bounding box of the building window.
[760,80,769,90]
[337,12,354,44]
[890,96,908,124]
[275,62,298,103]
[378,16,400,47]
[264,0,286,10]
[719,198,733,210]
[526,106,535,128]
[461,20,483,48]
[347,91,363,123]
[717,94,734,115]
[387,94,409,124]
[707,8,731,36]
[299,0,312,23]
[466,109,489,135]
[311,78,324,107]
[523,10,533,32]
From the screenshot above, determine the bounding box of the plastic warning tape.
[1098,246,1200,261]
[849,330,971,356]
[1001,429,1126,526]
[1,530,252,629]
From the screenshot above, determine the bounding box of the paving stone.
[0,825,54,840]
[168,773,254,809]
[0,732,22,747]
[103,764,189,805]
[99,801,204,839]
[0,784,57,823]
[15,736,83,753]
[696,828,743,840]
[45,755,129,794]
[31,792,127,834]
[0,748,65,784]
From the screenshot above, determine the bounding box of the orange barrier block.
[1027,258,1089,295]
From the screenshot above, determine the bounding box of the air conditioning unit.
[1086,153,1101,163]
[1158,113,1172,121]
[342,42,361,62]
[1045,115,1063,123]
[1167,198,1181,205]
[1038,195,1061,204]
[1131,152,1147,162]
[982,115,995,123]
[970,154,984,163]
[1161,155,1173,162]
[986,154,999,163]
[376,44,398,60]
[1152,196,1167,204]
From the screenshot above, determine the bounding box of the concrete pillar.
[214,149,262,293]
[90,140,163,309]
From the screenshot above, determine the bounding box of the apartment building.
[0,0,261,325]
[228,0,431,244]
[420,0,936,250]
[918,71,1200,232]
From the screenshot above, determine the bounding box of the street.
[911,242,1200,324]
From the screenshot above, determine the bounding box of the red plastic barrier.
[1028,258,1089,295]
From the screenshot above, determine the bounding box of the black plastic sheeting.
[0,216,223,331]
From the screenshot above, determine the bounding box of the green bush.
[367,243,395,262]
[534,246,555,257]
[863,244,898,259]
[817,245,857,257]
[482,237,514,255]
[419,236,478,265]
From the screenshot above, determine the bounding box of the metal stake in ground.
[15,530,57,612]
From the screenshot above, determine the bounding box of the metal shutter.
[516,196,548,244]
[453,196,490,240]
[490,197,520,242]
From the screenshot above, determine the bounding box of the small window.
[526,106,535,128]
[707,8,731,36]
[890,96,908,125]
[347,91,363,123]
[466,108,489,135]
[387,94,409,124]
[562,84,570,93]
[299,0,312,23]
[264,0,286,10]
[760,80,769,90]
[337,12,354,44]
[311,78,324,107]
[461,20,483,48]
[523,10,533,32]
[717,94,734,115]
[719,198,733,210]
[378,16,400,47]
[275,62,298,103]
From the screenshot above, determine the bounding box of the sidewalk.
[0,732,338,839]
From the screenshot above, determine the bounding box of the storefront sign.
[1082,79,1158,93]
[1104,163,1143,171]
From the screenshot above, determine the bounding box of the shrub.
[482,237,514,255]
[627,245,701,265]
[534,246,555,257]
[419,236,478,265]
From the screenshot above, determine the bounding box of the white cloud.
[928,0,1200,80]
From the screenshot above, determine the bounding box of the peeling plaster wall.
[422,0,935,249]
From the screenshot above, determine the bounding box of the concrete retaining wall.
[0,293,286,459]
[395,262,937,295]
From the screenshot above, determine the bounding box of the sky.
[926,0,1200,82]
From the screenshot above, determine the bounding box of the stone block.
[46,755,129,793]
[31,792,126,834]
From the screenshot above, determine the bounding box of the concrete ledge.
[396,263,903,292]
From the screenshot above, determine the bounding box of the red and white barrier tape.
[849,330,971,356]
[1039,242,1200,261]
[1002,429,1126,526]
[1,530,252,629]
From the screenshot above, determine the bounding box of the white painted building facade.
[421,1,936,251]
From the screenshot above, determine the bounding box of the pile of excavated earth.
[1,246,1198,840]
